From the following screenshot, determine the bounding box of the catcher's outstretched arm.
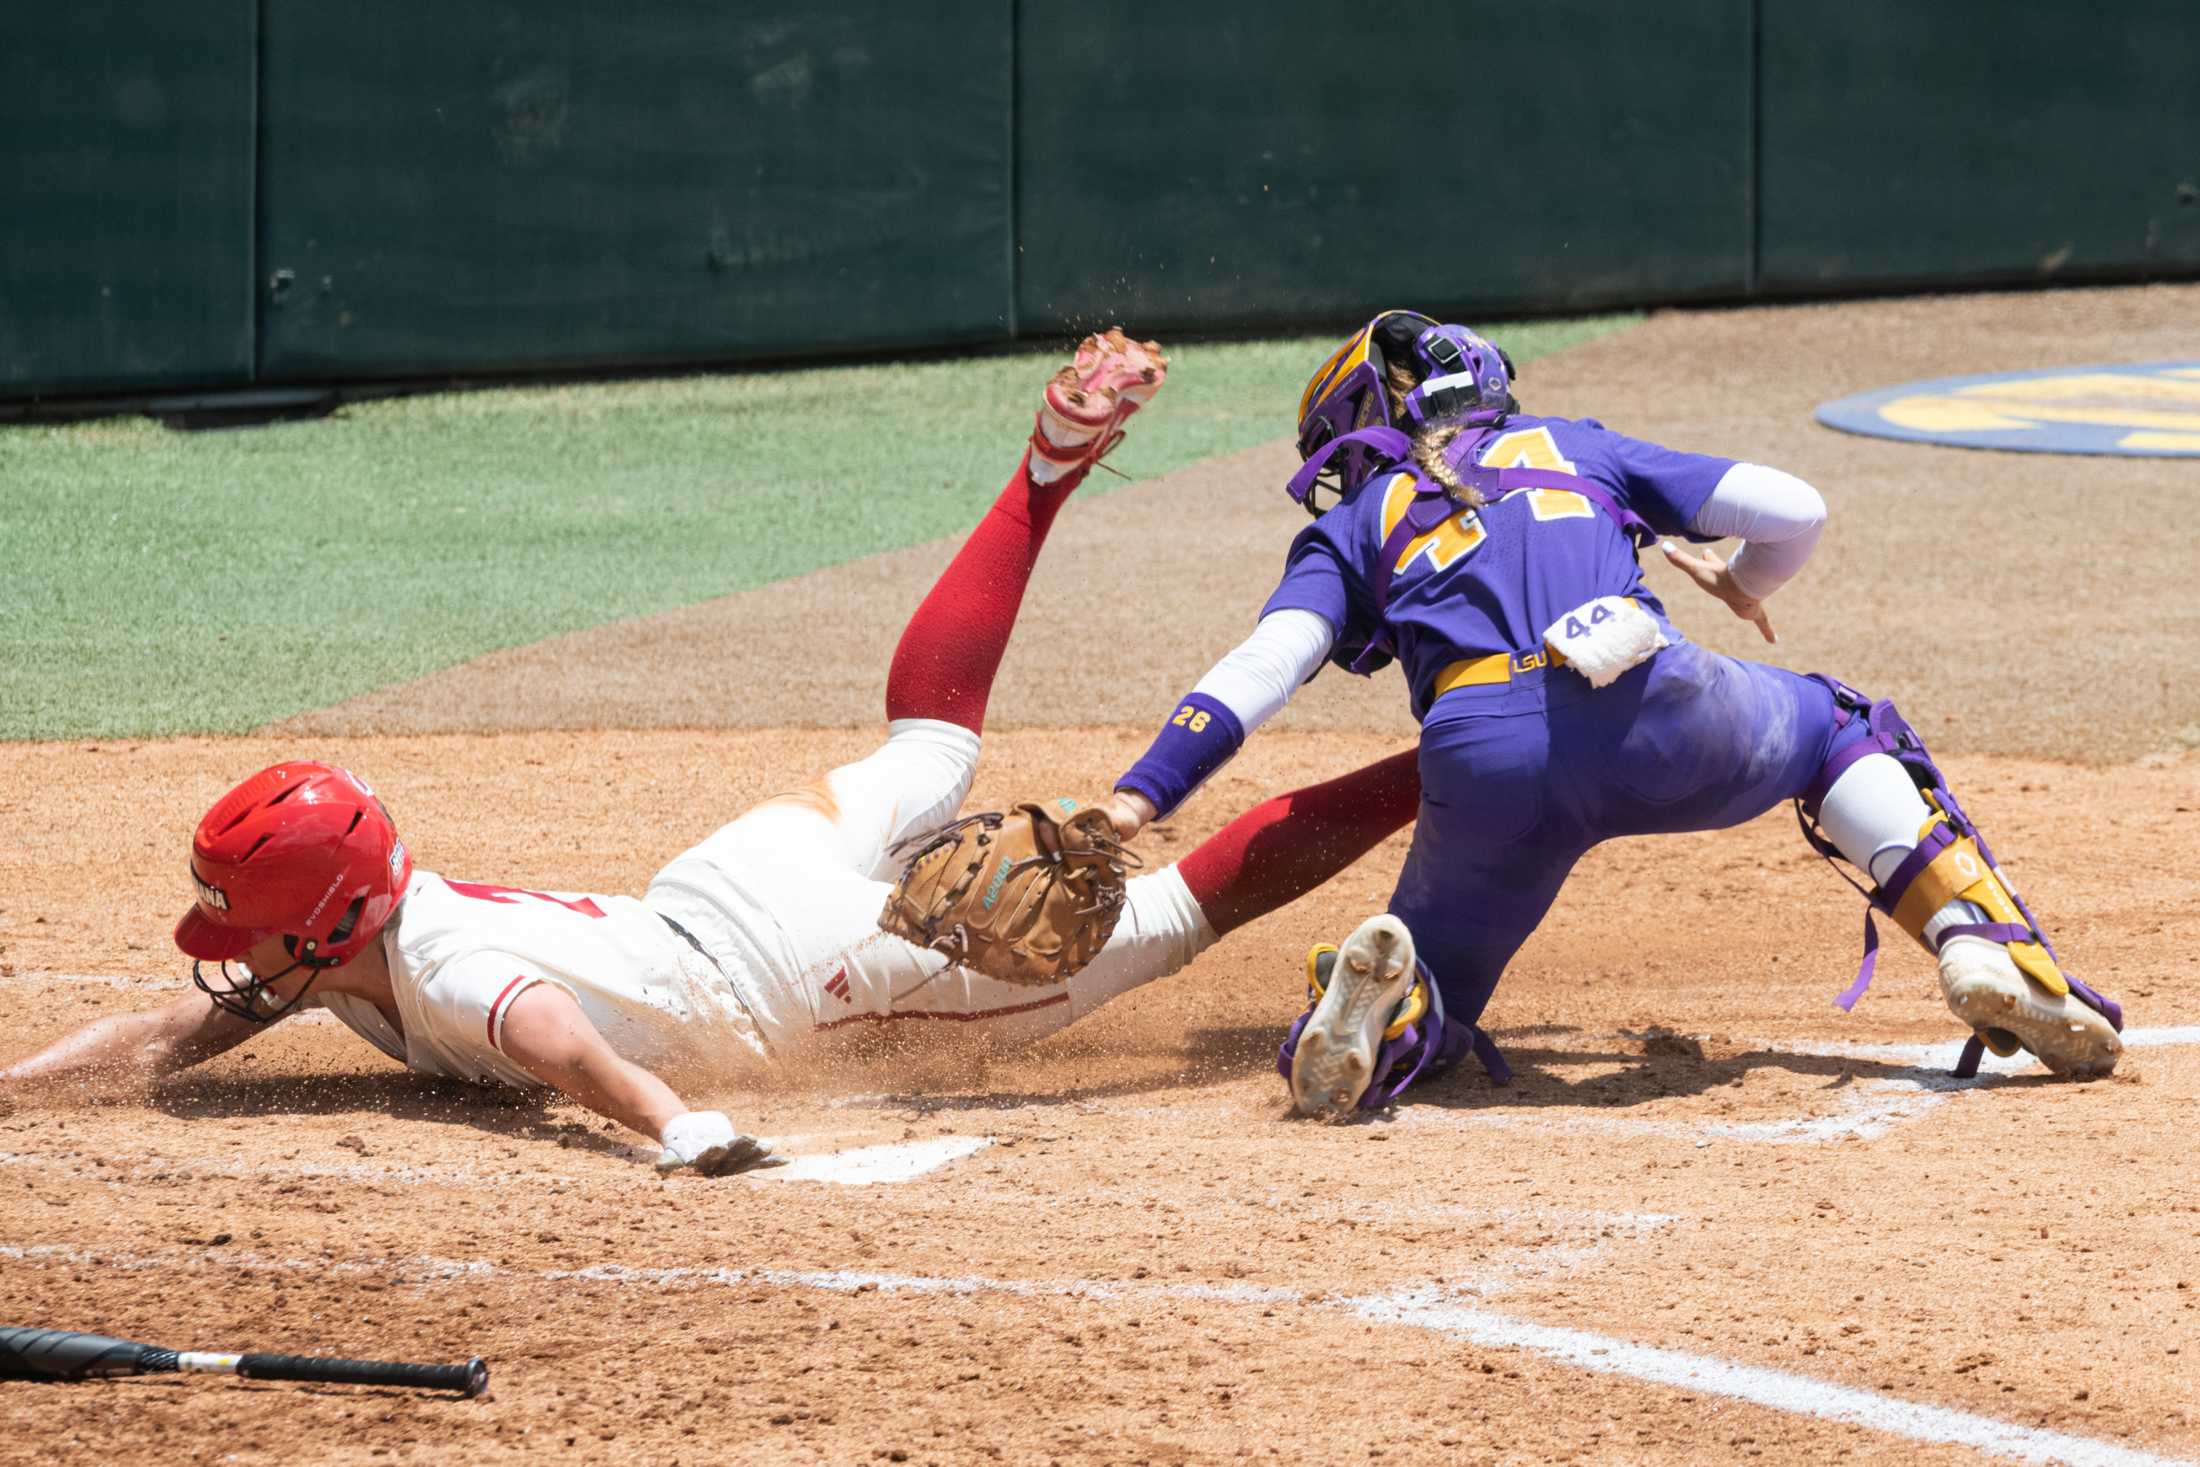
[1658,464,1827,646]
[1109,608,1338,837]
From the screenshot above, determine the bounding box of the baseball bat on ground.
[0,1326,487,1396]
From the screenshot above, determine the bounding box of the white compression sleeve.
[1689,462,1826,600]
[1187,608,1337,735]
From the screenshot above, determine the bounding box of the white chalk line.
[1358,1289,2189,1467]
[0,1135,990,1190]
[1742,1026,2200,1068]
[3,1238,2182,1467]
[1398,1081,1947,1146]
[770,1134,990,1184]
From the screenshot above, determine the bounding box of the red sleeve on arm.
[1176,749,1421,937]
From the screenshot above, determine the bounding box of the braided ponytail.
[1384,364,1483,508]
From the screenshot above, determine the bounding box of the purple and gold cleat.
[1279,915,1509,1116]
[1284,915,1427,1116]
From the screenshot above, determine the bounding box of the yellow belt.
[1428,598,1644,701]
[1429,647,1567,699]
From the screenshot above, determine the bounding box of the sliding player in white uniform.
[0,334,1427,1173]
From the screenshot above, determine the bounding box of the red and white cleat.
[1028,328,1168,482]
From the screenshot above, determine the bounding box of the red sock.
[1177,750,1422,937]
[884,451,1084,734]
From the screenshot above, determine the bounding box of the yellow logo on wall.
[1816,362,2200,456]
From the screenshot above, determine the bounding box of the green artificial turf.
[0,315,1634,739]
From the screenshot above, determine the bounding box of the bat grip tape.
[237,1352,489,1396]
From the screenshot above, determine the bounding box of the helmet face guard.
[1292,310,1437,511]
[191,945,328,1024]
[175,761,412,1021]
[1290,312,1518,515]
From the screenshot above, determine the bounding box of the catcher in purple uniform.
[1097,310,2125,1116]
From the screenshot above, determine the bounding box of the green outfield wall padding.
[1760,1,2200,290]
[255,3,1012,381]
[0,3,255,395]
[8,4,2200,402]
[1012,3,1752,333]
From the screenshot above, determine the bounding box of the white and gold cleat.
[1288,914,1422,1117]
[1939,935,2121,1079]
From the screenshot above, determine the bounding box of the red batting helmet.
[175,761,412,967]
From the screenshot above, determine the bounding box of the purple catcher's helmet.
[1290,311,1519,514]
[1398,323,1517,430]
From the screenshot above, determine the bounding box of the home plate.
[762,1135,992,1185]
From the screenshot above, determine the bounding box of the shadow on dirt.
[828,1020,2071,1117]
[1391,1023,2067,1116]
[812,1023,1290,1113]
[146,1071,639,1159]
[141,1023,2070,1142]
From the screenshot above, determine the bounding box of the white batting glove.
[655,1110,774,1176]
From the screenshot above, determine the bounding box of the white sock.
[1028,415,1102,486]
[1818,753,1985,948]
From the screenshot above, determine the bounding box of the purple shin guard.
[1276,964,1511,1110]
[1794,682,2123,1078]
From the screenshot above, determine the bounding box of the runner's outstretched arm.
[496,984,773,1175]
[0,990,262,1099]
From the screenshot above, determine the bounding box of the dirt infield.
[8,285,2200,1464]
[5,730,2198,1465]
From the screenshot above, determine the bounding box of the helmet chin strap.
[191,937,343,1025]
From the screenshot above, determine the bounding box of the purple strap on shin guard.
[1470,1026,1513,1087]
[1811,795,1957,1014]
[1936,921,2032,946]
[1794,687,2125,1073]
[1954,1034,1987,1080]
[1833,910,1880,1013]
[2065,975,2123,1032]
[1798,732,1896,821]
[1276,1008,1315,1084]
[1358,1013,1466,1108]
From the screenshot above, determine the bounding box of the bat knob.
[463,1357,490,1398]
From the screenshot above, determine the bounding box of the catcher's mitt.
[881,799,1138,988]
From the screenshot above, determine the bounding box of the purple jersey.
[1261,415,1734,716]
